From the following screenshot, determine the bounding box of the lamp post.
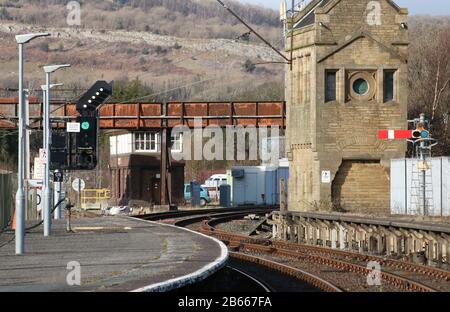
[42,65,70,237]
[15,33,50,255]
[41,83,64,220]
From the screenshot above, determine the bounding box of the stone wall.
[332,160,390,214]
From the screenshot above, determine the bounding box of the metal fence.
[0,173,14,230]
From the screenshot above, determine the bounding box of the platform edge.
[125,216,229,293]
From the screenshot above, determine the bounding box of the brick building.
[285,0,408,213]
[109,131,185,206]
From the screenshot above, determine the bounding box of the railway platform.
[0,216,227,292]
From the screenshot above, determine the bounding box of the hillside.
[0,0,281,40]
[0,2,449,104]
[0,0,285,101]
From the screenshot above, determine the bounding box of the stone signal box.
[285,0,408,214]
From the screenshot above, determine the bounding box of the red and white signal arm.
[378,130,413,140]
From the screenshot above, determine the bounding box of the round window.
[353,78,369,95]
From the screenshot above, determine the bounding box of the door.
[152,177,161,205]
[244,172,258,204]
[140,170,153,203]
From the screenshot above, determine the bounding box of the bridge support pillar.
[339,225,346,250]
[376,235,384,255]
[312,227,317,245]
[321,227,327,247]
[385,236,390,255]
[297,225,303,243]
[301,225,306,243]
[425,242,432,265]
[436,241,443,265]
[446,243,450,265]
[358,231,364,253]
[404,237,411,256]
[331,228,337,249]
[397,237,403,256]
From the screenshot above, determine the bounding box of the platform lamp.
[15,32,50,255]
[41,83,64,221]
[42,64,71,237]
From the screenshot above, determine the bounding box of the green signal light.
[81,121,90,130]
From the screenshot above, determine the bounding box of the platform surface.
[0,216,226,292]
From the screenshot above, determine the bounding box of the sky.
[237,0,450,16]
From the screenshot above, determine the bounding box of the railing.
[81,189,111,210]
[0,100,286,129]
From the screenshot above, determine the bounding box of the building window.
[384,70,395,102]
[134,132,159,152]
[171,133,183,153]
[347,71,377,102]
[325,70,337,102]
[353,78,369,95]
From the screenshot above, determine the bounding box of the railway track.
[142,208,450,292]
[226,265,272,292]
[200,215,450,292]
[141,208,343,292]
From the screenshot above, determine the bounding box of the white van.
[204,174,228,188]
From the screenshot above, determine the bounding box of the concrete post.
[387,235,393,255]
[305,224,310,244]
[311,226,316,245]
[280,178,286,212]
[339,225,345,250]
[299,225,304,243]
[358,232,364,253]
[296,226,301,243]
[331,228,337,249]
[425,242,432,264]
[446,243,450,265]
[397,237,403,256]
[377,235,384,254]
[436,242,443,265]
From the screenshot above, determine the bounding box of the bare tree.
[409,22,450,156]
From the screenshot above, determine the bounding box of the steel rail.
[199,217,443,292]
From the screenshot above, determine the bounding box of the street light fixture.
[42,64,70,237]
[15,32,50,255]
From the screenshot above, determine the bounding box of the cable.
[25,198,66,232]
[215,0,290,63]
[0,198,66,237]
[0,235,14,249]
[121,77,219,104]
[0,220,12,234]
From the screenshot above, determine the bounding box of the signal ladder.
[410,159,434,216]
